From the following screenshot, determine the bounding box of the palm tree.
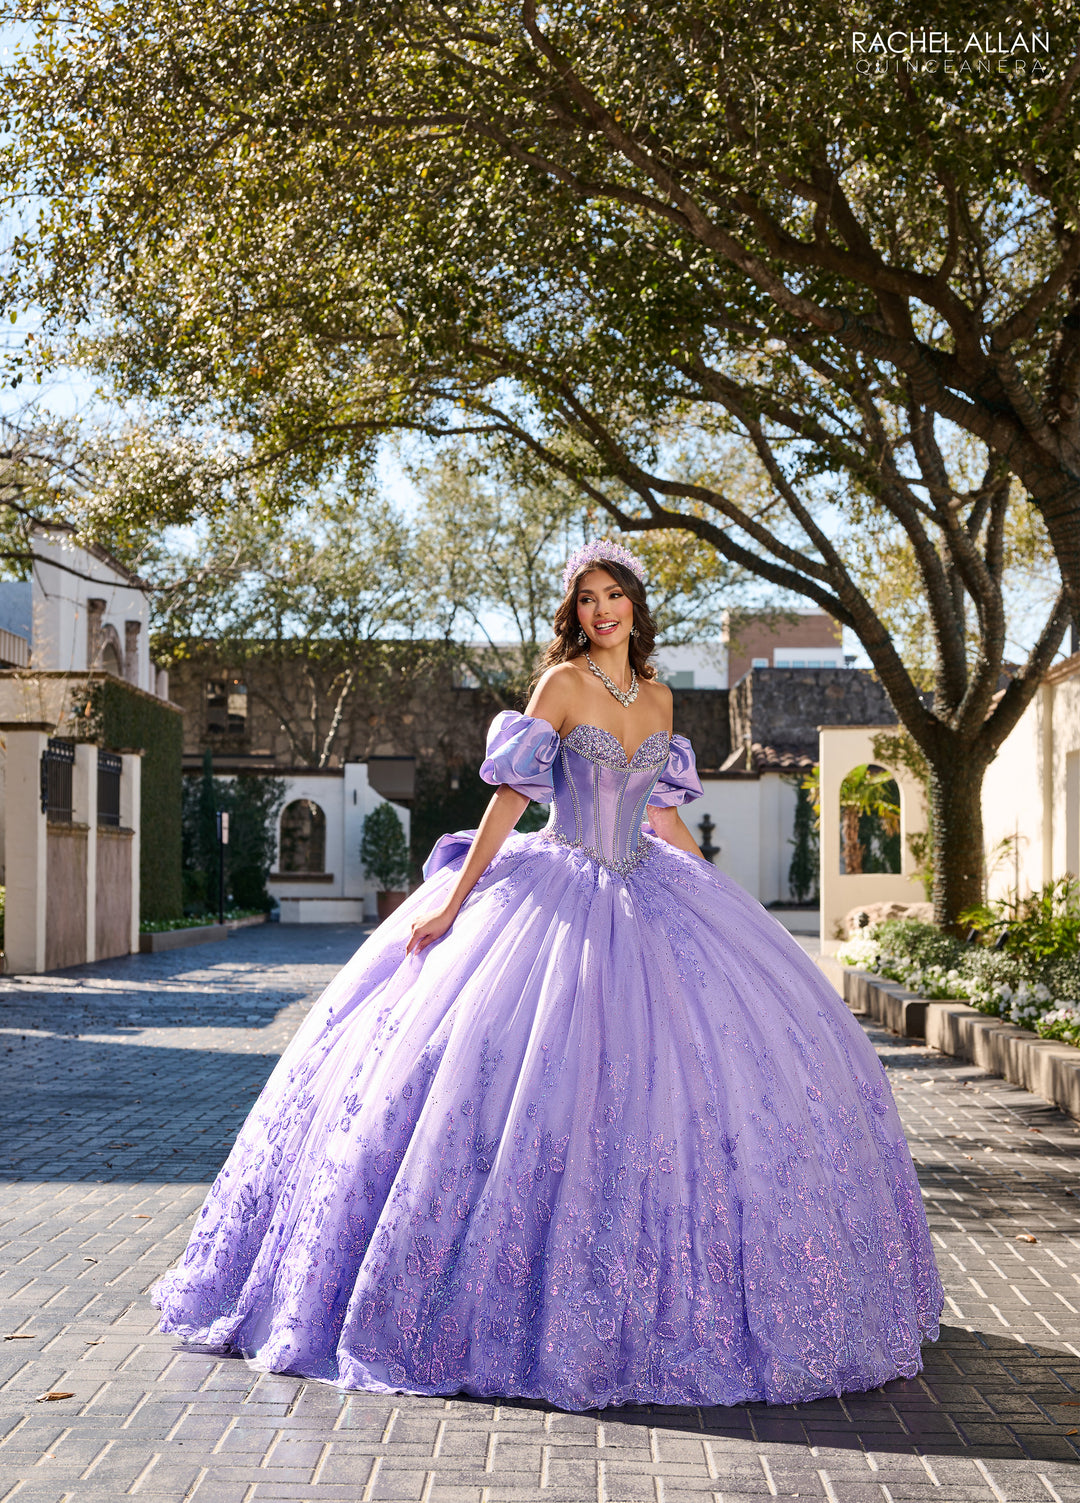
[802,764,901,875]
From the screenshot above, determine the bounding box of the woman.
[154,539,942,1412]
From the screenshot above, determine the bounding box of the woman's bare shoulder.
[525,661,585,726]
[641,676,673,720]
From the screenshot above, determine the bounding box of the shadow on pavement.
[0,1037,280,1183]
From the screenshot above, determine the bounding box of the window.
[206,677,248,736]
[751,656,769,668]
[663,670,695,689]
[279,799,326,874]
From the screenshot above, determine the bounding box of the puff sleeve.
[479,712,561,804]
[647,735,703,807]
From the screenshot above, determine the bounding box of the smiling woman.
[153,538,942,1413]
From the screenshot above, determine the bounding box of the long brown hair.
[532,559,658,689]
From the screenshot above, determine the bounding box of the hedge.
[82,677,184,921]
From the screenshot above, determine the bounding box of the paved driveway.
[1,925,1078,1503]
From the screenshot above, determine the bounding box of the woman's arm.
[648,803,704,859]
[407,784,529,954]
[407,673,575,955]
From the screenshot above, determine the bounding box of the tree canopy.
[4,0,1079,921]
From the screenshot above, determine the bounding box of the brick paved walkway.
[1,925,1079,1503]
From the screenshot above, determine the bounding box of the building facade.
[0,524,181,970]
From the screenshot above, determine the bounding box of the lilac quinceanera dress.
[153,712,942,1410]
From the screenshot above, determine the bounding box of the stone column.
[121,751,142,954]
[86,598,106,670]
[124,620,141,687]
[2,724,50,973]
[72,741,98,965]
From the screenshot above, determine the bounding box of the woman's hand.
[647,803,704,859]
[406,905,458,956]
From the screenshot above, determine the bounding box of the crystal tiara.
[562,539,646,594]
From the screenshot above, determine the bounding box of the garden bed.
[837,908,1080,1050]
[138,913,267,952]
[841,967,1080,1122]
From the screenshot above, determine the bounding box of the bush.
[361,802,411,891]
[77,677,184,922]
[962,877,1080,960]
[836,896,1080,1047]
[181,756,286,915]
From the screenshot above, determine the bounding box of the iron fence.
[98,750,122,828]
[40,738,74,823]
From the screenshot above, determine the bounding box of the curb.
[842,967,1080,1122]
[139,923,229,953]
[138,915,268,953]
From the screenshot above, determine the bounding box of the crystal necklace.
[585,652,639,706]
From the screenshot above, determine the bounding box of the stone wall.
[729,668,898,755]
[168,649,505,774]
[169,650,890,789]
[669,689,730,770]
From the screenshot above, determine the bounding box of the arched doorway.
[279,799,327,874]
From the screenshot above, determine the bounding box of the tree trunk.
[841,805,863,874]
[930,756,990,932]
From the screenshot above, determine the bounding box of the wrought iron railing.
[40,738,75,823]
[97,750,122,828]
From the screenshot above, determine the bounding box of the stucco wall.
[95,829,133,961]
[982,667,1080,901]
[818,725,928,944]
[45,824,88,971]
[32,529,155,693]
[689,771,801,906]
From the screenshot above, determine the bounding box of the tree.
[0,411,105,578]
[145,496,438,769]
[5,0,1079,923]
[838,765,901,877]
[411,447,742,701]
[786,775,819,906]
[181,751,286,913]
[360,802,411,893]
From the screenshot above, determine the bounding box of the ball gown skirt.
[153,713,943,1412]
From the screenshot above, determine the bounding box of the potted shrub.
[360,802,411,922]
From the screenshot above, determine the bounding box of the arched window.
[100,624,123,678]
[838,764,901,874]
[279,799,326,874]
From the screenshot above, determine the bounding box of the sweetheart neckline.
[561,722,671,768]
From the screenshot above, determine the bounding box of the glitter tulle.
[152,714,943,1411]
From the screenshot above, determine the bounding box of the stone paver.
[0,924,1078,1503]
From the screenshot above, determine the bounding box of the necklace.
[585,652,639,706]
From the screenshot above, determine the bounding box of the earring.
[629,626,636,636]
[577,629,587,645]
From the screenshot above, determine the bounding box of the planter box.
[842,969,928,1039]
[842,968,1080,1122]
[377,891,409,923]
[139,923,228,953]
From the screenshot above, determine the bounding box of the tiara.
[562,539,646,594]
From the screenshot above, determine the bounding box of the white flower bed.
[837,926,1080,1049]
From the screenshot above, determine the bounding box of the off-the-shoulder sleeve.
[647,735,703,807]
[479,711,560,803]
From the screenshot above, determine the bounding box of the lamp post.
[216,809,230,925]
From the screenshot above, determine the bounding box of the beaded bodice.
[544,724,671,875]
